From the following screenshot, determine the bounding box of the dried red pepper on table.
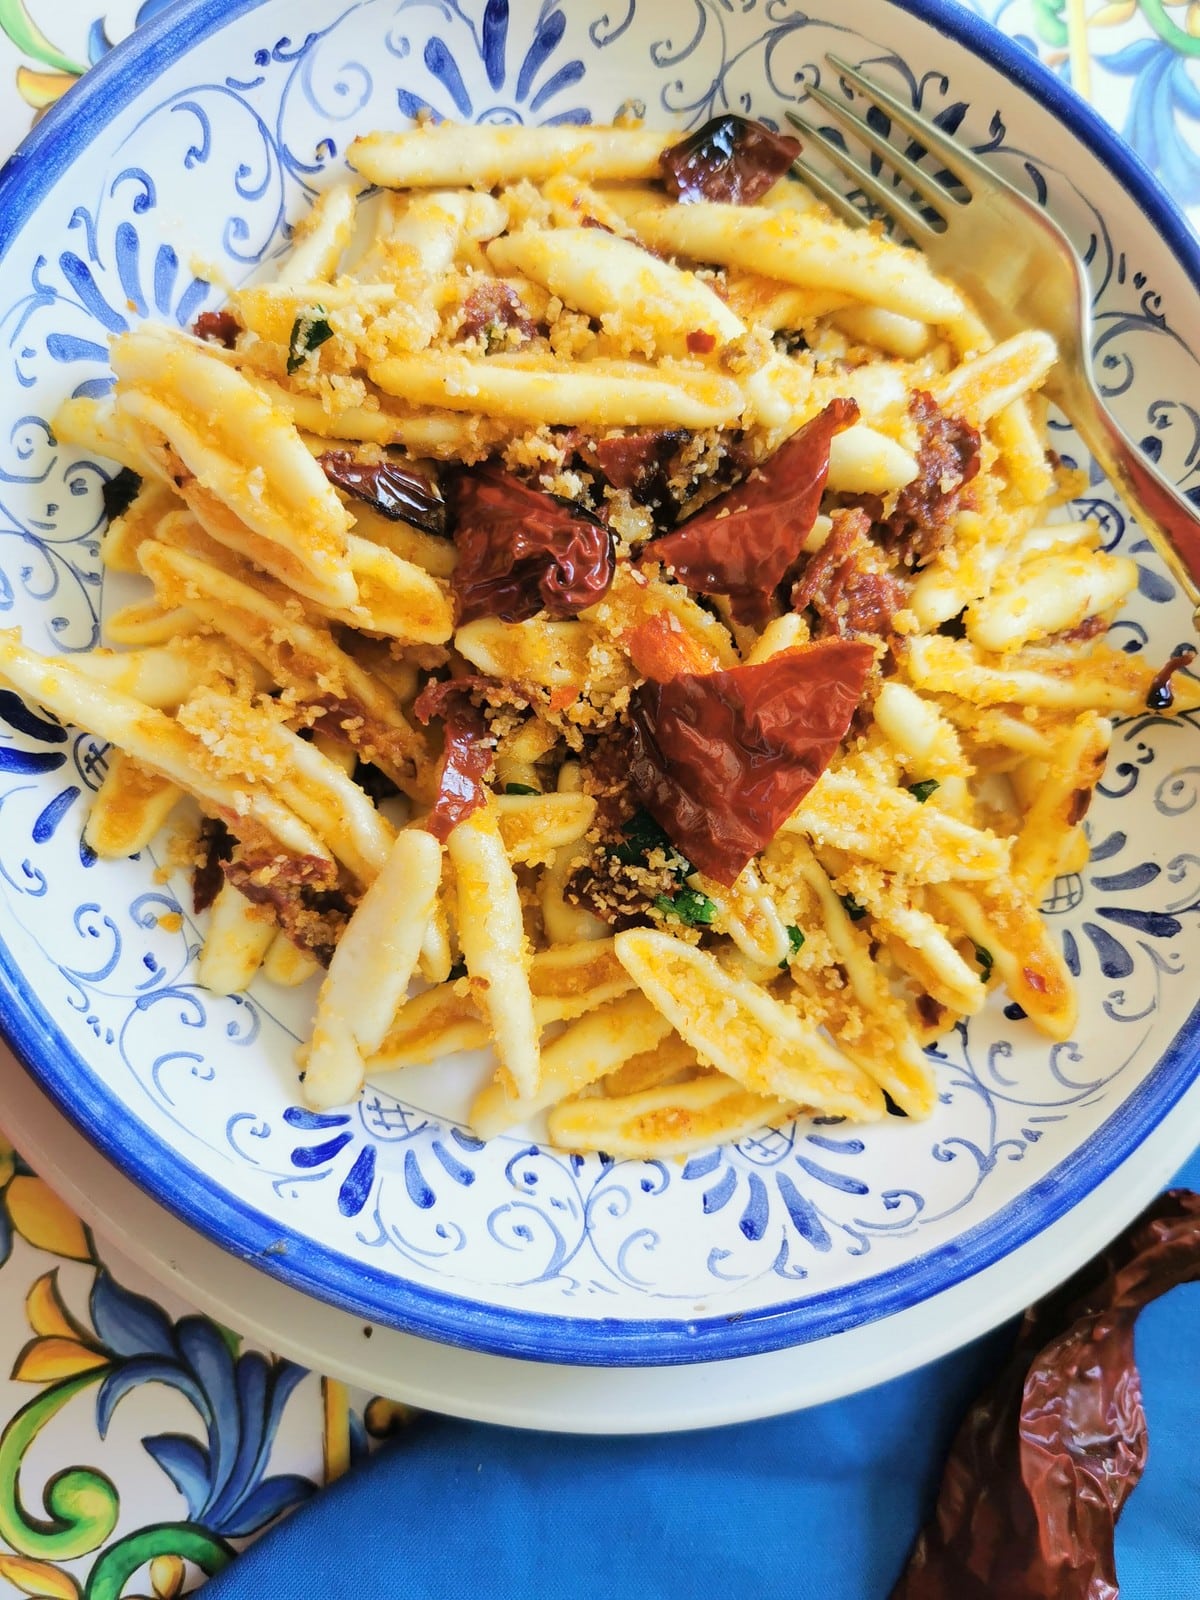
[890,1187,1200,1600]
[413,678,495,843]
[627,638,874,884]
[449,466,615,624]
[643,398,860,625]
[660,114,802,205]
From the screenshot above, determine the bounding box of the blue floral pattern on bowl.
[0,0,1197,1363]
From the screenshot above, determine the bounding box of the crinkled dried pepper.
[413,678,495,843]
[318,451,447,535]
[891,1187,1200,1600]
[450,466,615,625]
[627,638,874,884]
[644,398,860,625]
[660,114,802,206]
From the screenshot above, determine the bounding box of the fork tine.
[786,149,868,229]
[787,111,940,246]
[825,53,985,190]
[803,79,961,216]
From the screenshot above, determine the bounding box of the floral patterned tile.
[0,1133,404,1598]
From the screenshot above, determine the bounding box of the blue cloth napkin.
[206,1150,1200,1600]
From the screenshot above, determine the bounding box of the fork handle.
[1053,371,1200,624]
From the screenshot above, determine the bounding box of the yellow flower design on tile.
[149,1554,188,1600]
[13,1271,109,1384]
[0,0,84,110]
[6,1176,94,1263]
[0,1553,82,1600]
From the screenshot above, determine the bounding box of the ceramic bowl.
[0,0,1197,1366]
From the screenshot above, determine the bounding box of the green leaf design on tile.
[84,1524,234,1600]
[1031,0,1068,47]
[1140,0,1200,56]
[0,1371,118,1560]
[0,0,86,74]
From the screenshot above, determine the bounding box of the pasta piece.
[103,600,205,647]
[832,304,932,359]
[769,838,943,1113]
[275,179,359,284]
[330,534,454,644]
[65,639,252,710]
[0,630,333,870]
[248,374,515,458]
[470,993,672,1139]
[348,124,671,190]
[720,272,853,329]
[447,800,540,1098]
[372,939,635,1070]
[52,396,161,480]
[197,879,277,996]
[137,540,431,792]
[614,928,884,1120]
[1011,712,1110,903]
[826,423,918,495]
[175,688,396,885]
[417,877,455,986]
[929,330,1057,425]
[965,547,1136,651]
[302,829,442,1109]
[84,752,183,857]
[549,1074,798,1160]
[784,766,1009,882]
[262,933,320,988]
[495,791,597,867]
[623,201,968,325]
[602,1032,700,1098]
[349,501,457,579]
[991,396,1055,503]
[932,882,1077,1041]
[903,636,1200,713]
[454,617,604,700]
[697,863,791,969]
[487,226,743,358]
[101,480,181,574]
[368,351,746,429]
[110,327,356,609]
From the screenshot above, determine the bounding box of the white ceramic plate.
[0,0,1198,1366]
[4,1039,1197,1432]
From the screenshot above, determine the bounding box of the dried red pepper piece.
[576,428,690,519]
[891,1187,1200,1600]
[193,816,234,914]
[660,114,802,205]
[627,638,874,884]
[790,506,909,641]
[413,678,495,843]
[878,391,980,568]
[644,398,860,625]
[318,450,447,536]
[192,308,242,348]
[1146,645,1197,710]
[449,466,615,625]
[457,279,538,346]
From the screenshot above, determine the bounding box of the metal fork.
[786,54,1200,627]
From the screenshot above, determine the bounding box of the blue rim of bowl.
[0,0,1197,1366]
